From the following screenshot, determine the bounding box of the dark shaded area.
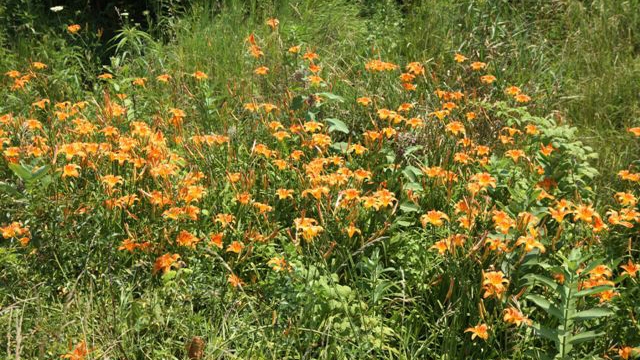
[0,0,187,62]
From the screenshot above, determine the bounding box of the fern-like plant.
[523,248,615,359]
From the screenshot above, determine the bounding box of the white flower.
[50,6,64,12]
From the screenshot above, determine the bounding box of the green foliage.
[523,249,615,359]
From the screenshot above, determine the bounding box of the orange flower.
[294,217,323,242]
[607,210,634,228]
[574,204,596,223]
[406,61,425,75]
[288,45,301,54]
[454,53,468,63]
[307,75,323,85]
[482,270,509,299]
[621,259,639,278]
[118,238,138,252]
[445,121,465,136]
[61,340,89,360]
[209,233,223,249]
[615,192,637,207]
[503,307,531,326]
[431,240,449,255]
[236,192,252,204]
[268,256,291,272]
[132,77,146,87]
[101,174,123,189]
[505,149,525,162]
[153,253,180,274]
[549,206,570,223]
[228,273,244,287]
[67,24,81,34]
[156,74,171,82]
[176,230,200,248]
[421,210,450,227]
[346,224,361,238]
[215,213,235,228]
[62,164,80,178]
[469,172,496,189]
[254,66,269,75]
[365,59,398,72]
[302,51,319,61]
[31,62,47,70]
[515,233,546,253]
[470,61,486,70]
[192,71,208,80]
[465,324,489,340]
[540,143,555,156]
[505,86,521,95]
[276,188,294,200]
[480,74,496,84]
[628,127,640,137]
[618,346,639,360]
[266,18,279,29]
[515,93,531,103]
[226,241,244,254]
[356,97,372,106]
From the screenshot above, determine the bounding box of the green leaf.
[526,294,564,320]
[530,323,559,343]
[399,202,420,213]
[305,111,317,121]
[9,163,33,181]
[568,331,603,345]
[392,219,413,227]
[330,142,348,153]
[524,349,553,360]
[404,145,423,156]
[0,181,24,198]
[524,273,561,296]
[573,285,613,297]
[570,308,613,321]
[316,92,344,103]
[290,95,304,110]
[402,165,421,182]
[324,118,349,134]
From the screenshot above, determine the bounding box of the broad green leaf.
[402,166,421,182]
[316,92,344,103]
[324,118,349,134]
[573,285,613,297]
[290,95,304,110]
[330,142,348,153]
[9,163,33,181]
[399,201,420,213]
[570,308,613,321]
[568,331,603,345]
[526,294,564,320]
[530,323,559,343]
[404,145,423,156]
[524,349,553,360]
[305,111,317,121]
[392,219,413,227]
[404,182,422,191]
[524,273,561,295]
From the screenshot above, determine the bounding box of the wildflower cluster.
[1,17,638,359]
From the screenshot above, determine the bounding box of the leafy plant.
[524,248,615,359]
